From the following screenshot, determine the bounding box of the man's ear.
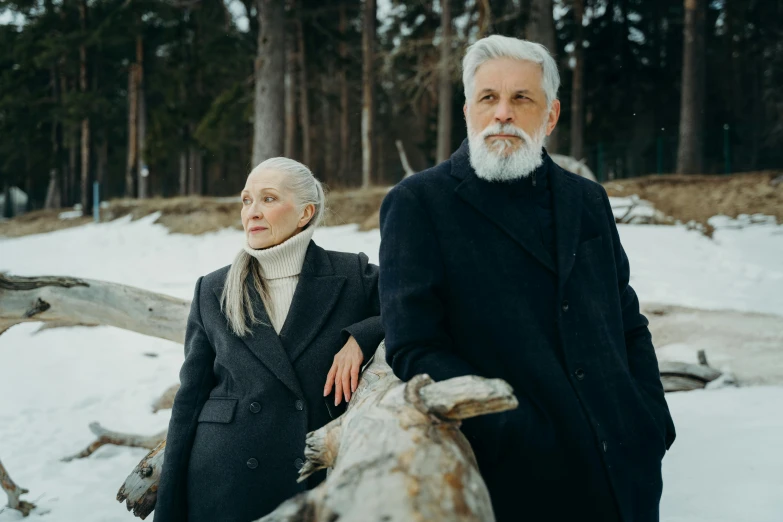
[546,100,561,136]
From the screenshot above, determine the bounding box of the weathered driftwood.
[116,344,518,522]
[0,458,35,517]
[62,423,167,462]
[117,440,166,520]
[259,343,518,522]
[659,351,723,392]
[0,273,189,341]
[151,384,180,413]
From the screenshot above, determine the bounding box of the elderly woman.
[154,158,383,522]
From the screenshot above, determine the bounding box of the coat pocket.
[197,397,238,424]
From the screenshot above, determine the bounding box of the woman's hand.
[323,336,364,406]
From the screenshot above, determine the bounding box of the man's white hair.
[462,35,560,108]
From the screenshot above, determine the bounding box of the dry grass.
[3,173,780,239]
[603,171,783,229]
[0,187,393,238]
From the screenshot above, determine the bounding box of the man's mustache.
[480,124,533,143]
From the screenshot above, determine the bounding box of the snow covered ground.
[1,214,782,521]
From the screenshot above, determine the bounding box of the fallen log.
[62,423,167,462]
[0,273,189,341]
[0,458,35,517]
[117,440,166,520]
[659,351,723,392]
[262,347,517,522]
[151,384,180,413]
[116,344,518,522]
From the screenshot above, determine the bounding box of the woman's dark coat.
[378,141,676,522]
[154,241,384,522]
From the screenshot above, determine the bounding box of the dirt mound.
[0,187,392,238]
[603,171,783,229]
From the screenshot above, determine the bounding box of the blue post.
[93,181,100,223]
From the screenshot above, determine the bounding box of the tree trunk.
[321,65,335,183]
[296,16,311,168]
[137,35,149,199]
[525,0,559,153]
[284,29,297,161]
[338,2,350,185]
[126,64,138,198]
[436,0,453,164]
[0,273,189,342]
[188,143,203,196]
[676,0,706,174]
[178,149,188,196]
[361,0,376,188]
[79,0,91,214]
[252,0,286,165]
[569,0,585,160]
[69,123,78,208]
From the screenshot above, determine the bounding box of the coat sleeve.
[154,277,216,522]
[340,252,385,361]
[600,188,676,450]
[379,183,479,382]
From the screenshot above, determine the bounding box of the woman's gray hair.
[462,35,560,108]
[220,157,326,337]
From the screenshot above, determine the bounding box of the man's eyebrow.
[477,88,496,96]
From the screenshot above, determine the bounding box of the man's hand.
[323,336,364,406]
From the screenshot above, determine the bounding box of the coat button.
[562,300,570,312]
[602,440,608,452]
[247,458,259,469]
[294,458,304,470]
[295,400,304,411]
[574,368,585,380]
[249,402,261,414]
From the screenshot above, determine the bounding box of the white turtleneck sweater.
[243,225,315,334]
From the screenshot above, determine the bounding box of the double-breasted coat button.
[602,440,608,452]
[562,300,570,312]
[574,368,585,380]
[247,458,259,469]
[294,458,304,470]
[295,400,304,411]
[249,402,261,414]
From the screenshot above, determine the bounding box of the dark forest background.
[1,0,781,212]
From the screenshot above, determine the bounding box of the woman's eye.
[242,198,251,205]
[264,196,275,203]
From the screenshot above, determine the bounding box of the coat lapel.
[278,242,346,363]
[212,279,304,399]
[549,161,583,289]
[451,142,557,273]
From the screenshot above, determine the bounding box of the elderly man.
[378,35,675,522]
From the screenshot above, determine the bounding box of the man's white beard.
[467,119,548,182]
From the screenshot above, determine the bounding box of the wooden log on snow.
[659,359,723,393]
[62,422,166,462]
[117,440,166,520]
[0,458,35,516]
[0,273,189,341]
[259,343,518,522]
[151,384,180,413]
[116,343,518,521]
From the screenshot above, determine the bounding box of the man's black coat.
[378,142,676,522]
[154,242,384,522]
